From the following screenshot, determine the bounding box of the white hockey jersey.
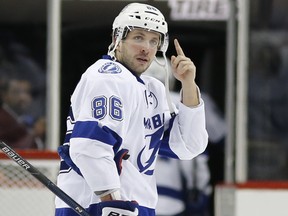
[55,55,208,216]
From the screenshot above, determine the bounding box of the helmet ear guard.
[159,33,169,53]
[107,26,132,59]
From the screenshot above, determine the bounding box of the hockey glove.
[97,200,139,216]
[114,149,130,175]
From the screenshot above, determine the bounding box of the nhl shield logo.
[98,62,122,74]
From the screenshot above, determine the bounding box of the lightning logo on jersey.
[98,62,122,74]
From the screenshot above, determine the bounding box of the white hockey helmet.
[108,3,169,58]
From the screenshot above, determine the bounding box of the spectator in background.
[145,58,226,216]
[248,40,288,179]
[0,76,39,149]
[248,43,288,142]
[6,41,46,119]
[0,41,46,149]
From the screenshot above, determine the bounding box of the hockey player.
[55,2,208,216]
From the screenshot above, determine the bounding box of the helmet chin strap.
[108,37,121,61]
[154,54,176,117]
[108,27,131,60]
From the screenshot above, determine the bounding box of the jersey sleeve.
[141,75,208,160]
[159,94,208,160]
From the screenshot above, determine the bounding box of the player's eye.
[149,39,159,48]
[134,35,144,41]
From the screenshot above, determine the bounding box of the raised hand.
[170,39,199,106]
[170,39,196,84]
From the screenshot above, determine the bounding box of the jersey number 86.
[92,95,123,121]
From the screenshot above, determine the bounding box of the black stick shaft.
[0,141,91,216]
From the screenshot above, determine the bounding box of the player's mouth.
[136,57,148,64]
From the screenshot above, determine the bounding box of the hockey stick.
[0,141,91,216]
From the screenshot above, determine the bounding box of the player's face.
[116,29,160,76]
[3,80,32,115]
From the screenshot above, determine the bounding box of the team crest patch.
[98,62,122,74]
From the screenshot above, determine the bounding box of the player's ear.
[114,42,122,60]
[116,40,123,51]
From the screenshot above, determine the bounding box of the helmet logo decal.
[98,62,122,74]
[146,5,158,12]
[145,17,161,23]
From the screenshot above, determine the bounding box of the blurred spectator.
[145,58,226,216]
[0,77,40,149]
[248,40,288,179]
[248,43,288,142]
[0,41,46,149]
[6,41,46,118]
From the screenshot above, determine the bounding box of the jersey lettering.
[144,113,164,130]
[144,118,152,129]
[152,114,162,129]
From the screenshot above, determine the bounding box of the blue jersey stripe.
[158,115,179,159]
[71,121,122,147]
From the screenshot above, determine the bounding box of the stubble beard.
[116,45,152,76]
[123,55,151,76]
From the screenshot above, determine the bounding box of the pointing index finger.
[174,39,185,56]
